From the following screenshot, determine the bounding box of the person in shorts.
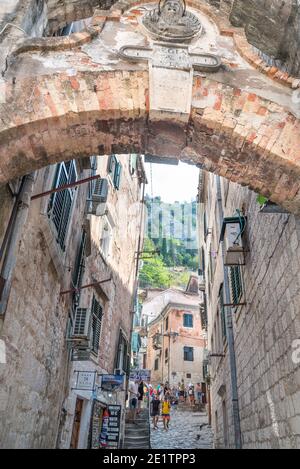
[150,393,160,429]
[161,396,171,431]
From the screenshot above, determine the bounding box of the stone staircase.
[123,408,151,449]
[176,400,206,413]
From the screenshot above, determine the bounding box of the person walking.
[137,380,144,415]
[161,396,171,431]
[128,378,139,424]
[188,385,195,407]
[150,393,160,430]
[179,380,185,402]
[195,383,203,405]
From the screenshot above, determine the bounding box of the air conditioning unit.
[114,368,126,376]
[87,178,109,216]
[223,221,244,266]
[69,308,91,345]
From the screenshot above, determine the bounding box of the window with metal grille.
[73,308,89,337]
[183,313,193,328]
[115,331,129,373]
[230,266,243,305]
[107,154,122,190]
[72,230,86,307]
[91,296,103,354]
[184,346,194,362]
[47,160,77,251]
[219,284,227,340]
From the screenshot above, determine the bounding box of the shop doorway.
[70,397,84,449]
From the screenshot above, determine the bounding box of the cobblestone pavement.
[150,409,213,449]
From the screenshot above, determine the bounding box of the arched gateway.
[0,0,300,212]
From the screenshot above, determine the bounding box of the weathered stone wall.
[203,172,300,448]
[0,160,90,448]
[228,0,300,76]
[57,154,144,449]
[0,153,144,448]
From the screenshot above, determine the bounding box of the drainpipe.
[216,176,242,449]
[0,172,35,316]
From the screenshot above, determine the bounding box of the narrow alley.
[1,0,300,452]
[150,408,213,450]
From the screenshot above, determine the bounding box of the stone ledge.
[8,22,105,58]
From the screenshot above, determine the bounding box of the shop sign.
[101,374,124,391]
[129,369,151,382]
[73,370,97,391]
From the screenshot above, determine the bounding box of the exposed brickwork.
[0,70,300,213]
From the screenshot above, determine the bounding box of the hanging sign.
[72,371,97,391]
[129,369,151,382]
[106,405,122,449]
[101,374,124,391]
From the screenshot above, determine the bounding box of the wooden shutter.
[48,160,77,251]
[91,296,103,354]
[73,308,90,337]
[72,231,86,306]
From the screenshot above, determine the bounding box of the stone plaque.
[152,43,190,70]
[149,64,193,119]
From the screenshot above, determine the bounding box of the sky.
[144,161,199,203]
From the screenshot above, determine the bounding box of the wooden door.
[70,398,84,449]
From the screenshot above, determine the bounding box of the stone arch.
[1,1,300,213]
[1,69,300,212]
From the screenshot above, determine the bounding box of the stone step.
[124,443,150,449]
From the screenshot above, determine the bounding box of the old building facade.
[198,170,300,449]
[0,153,146,449]
[145,280,207,388]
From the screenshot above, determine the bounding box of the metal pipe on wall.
[0,172,36,316]
[216,175,242,449]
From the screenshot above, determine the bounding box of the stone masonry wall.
[204,172,300,448]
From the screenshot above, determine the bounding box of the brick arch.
[1,70,300,213]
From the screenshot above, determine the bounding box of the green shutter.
[114,162,122,190]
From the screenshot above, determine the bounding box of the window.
[186,373,191,379]
[91,296,103,354]
[129,154,137,175]
[107,154,122,190]
[165,348,168,362]
[47,160,77,251]
[230,266,243,305]
[165,316,169,331]
[154,358,159,370]
[72,230,86,307]
[100,217,113,258]
[183,313,193,328]
[115,331,129,373]
[184,346,194,361]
